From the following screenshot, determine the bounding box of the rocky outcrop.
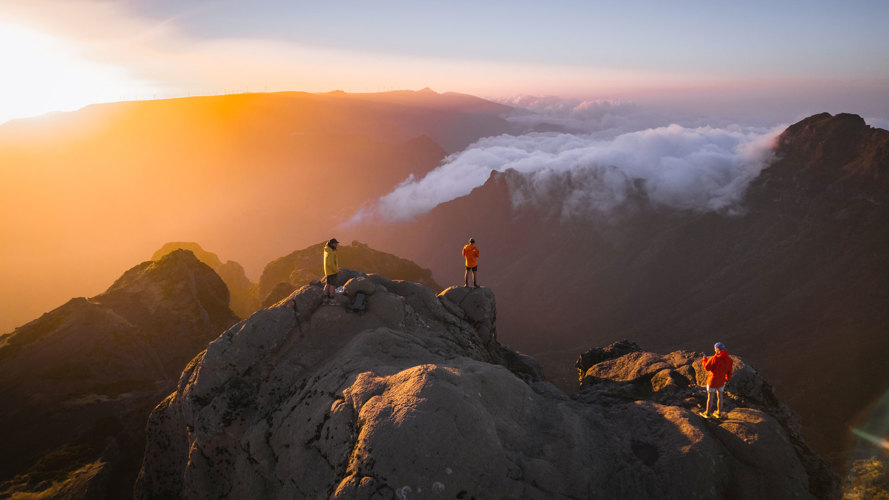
[0,250,239,500]
[772,112,889,185]
[136,283,833,499]
[577,341,839,498]
[258,241,441,302]
[153,242,260,319]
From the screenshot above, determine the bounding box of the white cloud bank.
[497,96,653,135]
[355,123,783,223]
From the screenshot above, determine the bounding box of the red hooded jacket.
[702,350,733,388]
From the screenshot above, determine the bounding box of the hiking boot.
[463,284,469,288]
[474,284,480,288]
[713,411,722,419]
[698,411,712,419]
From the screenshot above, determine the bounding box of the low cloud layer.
[499,96,646,134]
[355,123,782,223]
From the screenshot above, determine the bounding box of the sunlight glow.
[852,428,889,450]
[0,21,153,124]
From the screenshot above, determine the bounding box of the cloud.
[495,95,660,135]
[356,123,782,223]
[866,117,889,132]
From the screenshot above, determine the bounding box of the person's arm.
[703,356,713,370]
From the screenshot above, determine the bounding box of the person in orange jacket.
[462,238,480,288]
[702,342,733,418]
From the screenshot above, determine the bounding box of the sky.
[0,0,888,124]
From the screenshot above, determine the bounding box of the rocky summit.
[136,274,836,499]
[152,242,260,319]
[0,250,239,500]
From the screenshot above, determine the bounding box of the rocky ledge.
[135,272,838,499]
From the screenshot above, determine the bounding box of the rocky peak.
[772,112,889,184]
[151,242,260,319]
[151,242,224,269]
[95,249,236,372]
[0,250,239,500]
[136,280,836,499]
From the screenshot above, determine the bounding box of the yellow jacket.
[323,244,339,276]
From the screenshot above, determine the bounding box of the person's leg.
[472,268,478,287]
[706,385,718,416]
[716,389,725,416]
[464,268,470,287]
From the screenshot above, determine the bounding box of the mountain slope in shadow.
[0,250,239,499]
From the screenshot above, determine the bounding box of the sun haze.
[0,0,887,123]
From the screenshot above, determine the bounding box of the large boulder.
[576,341,839,498]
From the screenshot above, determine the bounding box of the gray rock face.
[136,283,835,499]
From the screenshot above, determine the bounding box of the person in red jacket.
[462,238,480,288]
[702,342,733,418]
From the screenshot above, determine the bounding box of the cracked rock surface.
[136,279,836,499]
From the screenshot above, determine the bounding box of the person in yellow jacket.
[323,238,339,305]
[462,237,480,288]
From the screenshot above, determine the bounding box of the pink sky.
[0,0,887,125]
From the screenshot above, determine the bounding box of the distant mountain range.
[0,90,515,334]
[349,112,889,470]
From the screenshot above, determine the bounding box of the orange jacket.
[462,244,480,267]
[702,350,733,388]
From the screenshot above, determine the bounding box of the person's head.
[469,237,475,245]
[714,342,726,353]
[328,238,339,249]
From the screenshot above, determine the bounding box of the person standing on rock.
[323,238,339,305]
[701,342,733,418]
[462,237,480,288]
